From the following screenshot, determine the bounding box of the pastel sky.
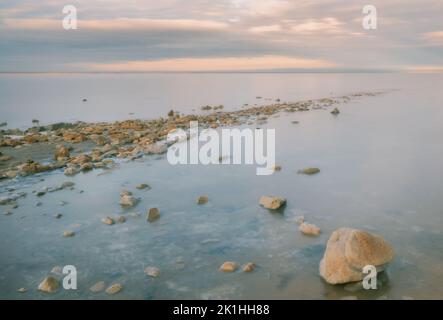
[1,0,443,72]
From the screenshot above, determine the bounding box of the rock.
[54,145,70,160]
[0,192,26,205]
[0,154,12,161]
[61,181,75,188]
[38,276,60,293]
[242,262,255,272]
[102,217,115,225]
[63,231,75,237]
[298,167,320,175]
[64,166,78,176]
[259,196,286,210]
[105,283,123,295]
[117,215,126,223]
[3,210,13,216]
[80,162,93,172]
[299,222,321,236]
[295,215,305,225]
[90,281,106,293]
[17,160,50,176]
[136,183,150,190]
[219,261,238,273]
[51,266,63,275]
[331,108,340,115]
[17,287,27,293]
[272,165,282,172]
[54,213,63,219]
[144,266,161,278]
[120,194,138,207]
[197,195,208,205]
[36,191,46,197]
[319,228,394,284]
[147,208,160,222]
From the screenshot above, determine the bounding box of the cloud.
[82,55,337,72]
[2,18,229,31]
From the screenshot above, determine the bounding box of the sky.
[0,0,443,72]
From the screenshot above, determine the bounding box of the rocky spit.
[0,91,397,297]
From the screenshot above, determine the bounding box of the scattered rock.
[144,266,161,278]
[136,183,150,190]
[54,213,63,219]
[259,196,286,210]
[102,217,115,225]
[299,222,321,236]
[64,166,78,176]
[120,193,138,207]
[63,231,75,237]
[219,261,238,273]
[117,215,126,223]
[331,108,340,115]
[17,287,27,293]
[319,228,394,284]
[36,191,46,197]
[105,283,123,295]
[197,195,208,205]
[54,145,70,160]
[242,262,256,272]
[298,167,320,175]
[38,276,60,293]
[90,281,106,293]
[147,208,160,222]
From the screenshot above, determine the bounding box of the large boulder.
[319,228,394,284]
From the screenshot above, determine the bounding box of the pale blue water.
[0,73,442,299]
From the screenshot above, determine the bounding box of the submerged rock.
[38,276,60,293]
[331,108,340,115]
[242,262,256,272]
[117,215,126,223]
[147,208,160,222]
[90,281,106,293]
[219,261,238,272]
[120,194,138,207]
[197,195,208,205]
[136,183,150,190]
[144,266,161,278]
[319,228,394,284]
[63,231,75,237]
[298,167,320,175]
[259,196,286,210]
[102,217,115,225]
[105,283,123,295]
[299,222,321,236]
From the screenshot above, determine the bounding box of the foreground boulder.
[319,228,394,284]
[259,196,286,210]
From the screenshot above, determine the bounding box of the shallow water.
[0,73,442,299]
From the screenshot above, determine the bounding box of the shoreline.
[0,91,382,181]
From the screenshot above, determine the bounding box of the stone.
[299,222,321,236]
[120,194,138,207]
[219,261,238,273]
[90,281,106,293]
[147,208,160,222]
[272,165,282,171]
[80,162,93,172]
[319,228,394,284]
[242,262,255,272]
[64,166,78,176]
[17,287,27,293]
[63,231,75,237]
[61,181,75,188]
[54,145,70,160]
[259,196,286,210]
[331,108,340,115]
[197,195,208,205]
[51,266,63,275]
[144,266,161,278]
[136,183,150,190]
[102,217,115,225]
[105,283,123,295]
[117,215,126,223]
[295,216,305,225]
[38,276,60,293]
[298,167,320,175]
